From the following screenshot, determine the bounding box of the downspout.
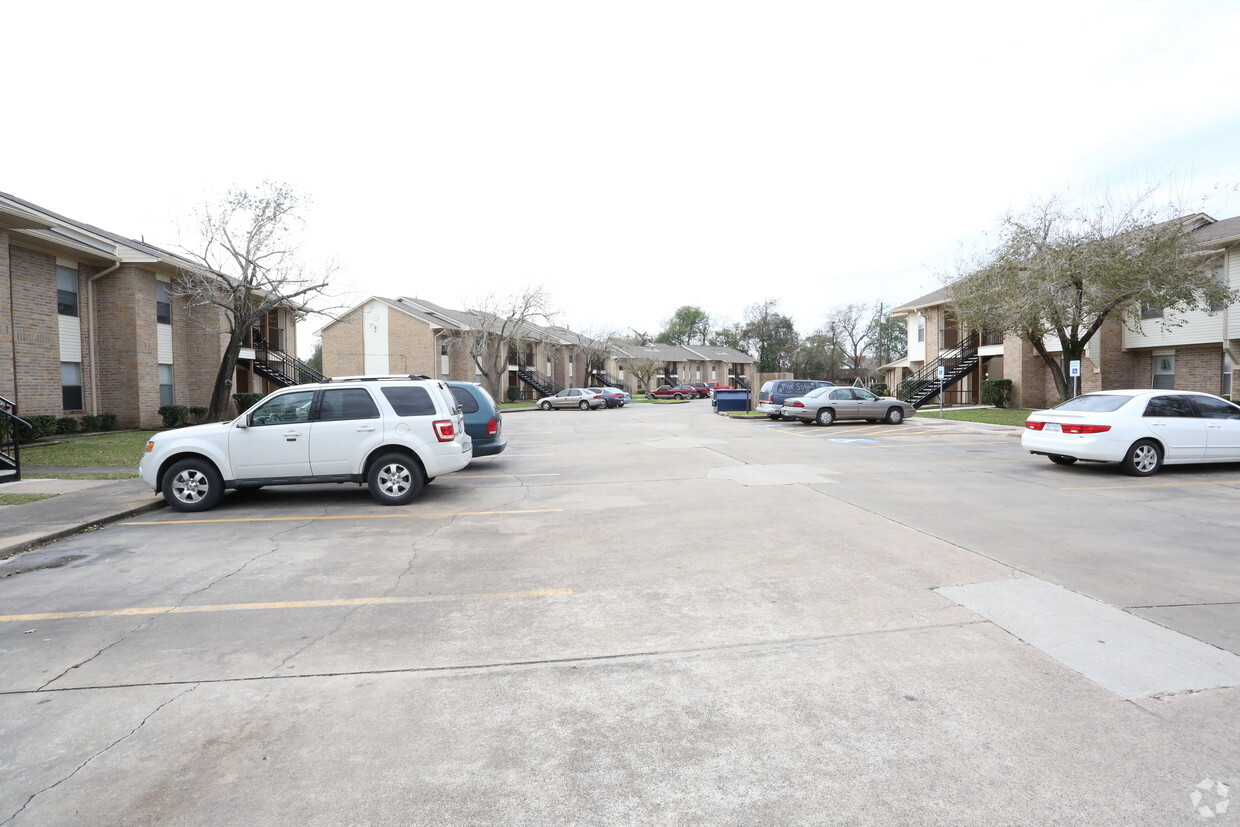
[1225,248,1236,394]
[87,256,122,415]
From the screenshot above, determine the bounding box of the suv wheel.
[368,453,424,505]
[163,458,224,512]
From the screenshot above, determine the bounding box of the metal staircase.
[252,330,326,387]
[731,375,750,390]
[0,395,32,483]
[589,369,626,391]
[516,358,561,397]
[898,332,979,408]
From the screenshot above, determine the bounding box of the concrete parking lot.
[2,402,1238,824]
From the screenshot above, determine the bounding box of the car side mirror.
[235,416,250,429]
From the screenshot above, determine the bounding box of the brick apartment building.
[882,214,1240,409]
[1,192,303,429]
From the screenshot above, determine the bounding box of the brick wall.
[0,230,15,401]
[388,312,436,376]
[9,245,62,416]
[321,310,365,378]
[1171,345,1227,394]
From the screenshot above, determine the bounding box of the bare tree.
[624,357,662,394]
[576,328,626,385]
[949,193,1233,400]
[823,302,875,382]
[451,287,556,401]
[176,183,338,420]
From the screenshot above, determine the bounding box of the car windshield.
[1052,394,1132,412]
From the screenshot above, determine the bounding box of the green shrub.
[981,379,1014,408]
[56,417,80,435]
[18,414,59,442]
[189,406,208,424]
[232,393,263,415]
[506,386,521,402]
[870,383,890,397]
[81,414,103,432]
[158,405,190,428]
[100,413,118,431]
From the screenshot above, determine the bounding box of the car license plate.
[1044,423,1061,432]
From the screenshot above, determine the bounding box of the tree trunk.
[208,329,247,421]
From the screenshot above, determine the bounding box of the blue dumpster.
[713,388,751,413]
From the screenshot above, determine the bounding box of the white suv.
[139,376,472,512]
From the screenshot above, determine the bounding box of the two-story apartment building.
[884,214,1240,409]
[1,192,305,430]
[319,297,755,399]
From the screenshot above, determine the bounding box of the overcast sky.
[7,1,1240,355]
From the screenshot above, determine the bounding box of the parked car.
[588,387,629,408]
[447,381,506,456]
[1022,389,1240,476]
[686,382,712,398]
[138,376,472,512]
[538,388,606,410]
[781,386,915,426]
[648,384,697,400]
[757,379,835,419]
[704,381,732,395]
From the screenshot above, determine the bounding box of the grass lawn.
[21,431,155,468]
[917,408,1032,427]
[0,492,58,505]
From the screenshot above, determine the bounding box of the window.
[57,266,79,317]
[916,314,925,343]
[380,386,435,416]
[318,388,379,421]
[250,390,315,425]
[1152,355,1175,389]
[159,364,174,406]
[61,362,83,409]
[1225,352,1234,398]
[1191,395,1240,420]
[449,386,480,414]
[1144,395,1193,418]
[156,281,171,324]
[1140,302,1164,320]
[1209,266,1228,313]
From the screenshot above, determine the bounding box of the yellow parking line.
[126,508,563,526]
[0,588,574,624]
[1061,480,1240,491]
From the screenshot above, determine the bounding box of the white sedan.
[1022,389,1240,476]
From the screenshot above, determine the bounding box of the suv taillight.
[486,418,499,436]
[433,420,455,442]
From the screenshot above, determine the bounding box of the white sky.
[6,1,1240,356]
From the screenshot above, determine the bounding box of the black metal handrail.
[252,329,326,386]
[0,394,32,482]
[899,331,980,406]
[516,358,561,397]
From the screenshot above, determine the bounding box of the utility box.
[713,389,751,413]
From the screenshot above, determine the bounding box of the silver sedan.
[538,388,606,410]
[780,386,915,426]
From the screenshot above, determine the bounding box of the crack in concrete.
[2,619,988,697]
[35,514,321,691]
[1,684,197,825]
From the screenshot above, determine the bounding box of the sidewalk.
[0,471,163,560]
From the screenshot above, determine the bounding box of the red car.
[704,382,732,393]
[648,384,697,400]
[685,382,712,398]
